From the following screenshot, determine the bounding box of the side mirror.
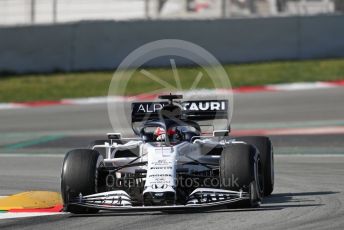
[107,133,121,140]
[213,130,229,137]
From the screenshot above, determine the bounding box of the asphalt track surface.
[0,87,344,229]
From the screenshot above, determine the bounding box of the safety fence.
[0,0,342,27]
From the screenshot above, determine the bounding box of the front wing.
[69,188,250,212]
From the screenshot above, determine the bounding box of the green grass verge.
[1,59,344,102]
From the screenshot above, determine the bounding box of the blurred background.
[0,0,343,25]
[1,0,344,75]
[0,0,343,142]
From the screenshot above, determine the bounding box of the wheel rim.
[257,158,264,196]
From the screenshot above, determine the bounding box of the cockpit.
[139,119,201,144]
[131,94,230,145]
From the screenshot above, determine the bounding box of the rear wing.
[131,100,229,122]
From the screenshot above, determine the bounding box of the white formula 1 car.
[61,94,274,213]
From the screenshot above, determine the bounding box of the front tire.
[61,149,103,214]
[220,143,262,208]
[234,136,274,196]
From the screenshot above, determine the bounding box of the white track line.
[0,154,64,157]
[0,104,26,110]
[0,212,63,220]
[266,82,337,91]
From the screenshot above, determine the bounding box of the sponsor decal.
[151,159,172,166]
[182,101,226,111]
[150,166,173,170]
[149,174,172,177]
[151,184,169,189]
[136,103,166,113]
[133,100,228,113]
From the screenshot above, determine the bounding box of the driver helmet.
[154,127,178,141]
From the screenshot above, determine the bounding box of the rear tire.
[220,143,262,208]
[234,136,274,196]
[61,149,103,214]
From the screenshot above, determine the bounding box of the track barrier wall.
[0,15,344,73]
